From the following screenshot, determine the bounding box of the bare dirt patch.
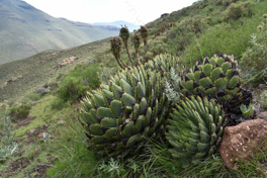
[33,154,54,178]
[25,124,50,145]
[16,116,36,127]
[0,157,30,178]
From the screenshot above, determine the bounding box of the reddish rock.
[219,118,267,169]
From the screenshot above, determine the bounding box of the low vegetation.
[1,0,267,177]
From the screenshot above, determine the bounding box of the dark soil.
[16,116,36,127]
[0,157,30,178]
[25,124,50,145]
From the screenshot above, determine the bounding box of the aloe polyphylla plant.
[145,53,185,77]
[79,65,171,162]
[166,96,227,168]
[179,53,252,119]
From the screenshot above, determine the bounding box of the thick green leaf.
[126,133,141,148]
[97,107,113,118]
[122,93,136,107]
[101,118,117,127]
[89,124,103,135]
[110,100,122,118]
[120,78,133,95]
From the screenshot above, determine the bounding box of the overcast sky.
[23,0,197,25]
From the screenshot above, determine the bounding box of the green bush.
[240,15,267,85]
[57,63,101,101]
[222,3,245,21]
[58,76,86,101]
[222,0,237,7]
[9,102,31,121]
[51,98,69,110]
[166,17,208,54]
[222,1,255,22]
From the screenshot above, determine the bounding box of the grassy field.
[1,0,267,177]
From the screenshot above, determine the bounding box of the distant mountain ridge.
[93,21,140,32]
[0,0,120,65]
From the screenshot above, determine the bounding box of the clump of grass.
[9,101,31,121]
[46,112,99,177]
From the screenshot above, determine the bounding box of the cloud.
[23,0,197,24]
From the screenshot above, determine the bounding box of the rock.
[161,13,169,18]
[259,111,267,120]
[219,119,267,169]
[57,119,66,125]
[29,129,36,134]
[36,87,50,94]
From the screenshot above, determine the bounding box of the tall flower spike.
[119,25,134,65]
[133,35,142,65]
[140,26,148,45]
[110,37,129,69]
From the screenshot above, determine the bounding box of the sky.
[23,0,197,25]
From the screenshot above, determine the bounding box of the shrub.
[222,1,255,22]
[51,97,69,110]
[166,17,208,54]
[58,76,86,101]
[9,102,31,121]
[222,3,245,21]
[222,0,237,7]
[57,63,101,101]
[240,15,267,85]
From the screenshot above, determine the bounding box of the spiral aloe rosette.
[179,53,252,116]
[145,53,185,77]
[80,65,170,161]
[166,96,227,167]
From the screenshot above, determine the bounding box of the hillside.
[0,0,119,65]
[1,0,267,177]
[0,38,111,103]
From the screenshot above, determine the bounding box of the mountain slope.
[0,0,119,64]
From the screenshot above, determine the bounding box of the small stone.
[30,129,36,134]
[57,120,66,125]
